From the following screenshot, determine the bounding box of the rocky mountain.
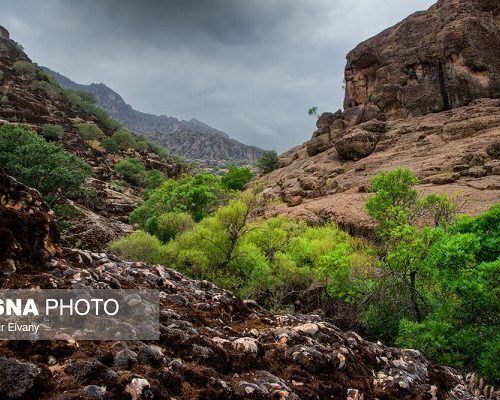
[0,29,182,251]
[258,0,500,236]
[42,67,264,163]
[0,166,490,400]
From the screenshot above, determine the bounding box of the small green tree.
[76,123,103,144]
[256,150,279,174]
[41,124,64,140]
[145,169,166,190]
[114,158,147,186]
[134,138,149,152]
[221,166,253,191]
[112,128,136,151]
[0,124,92,205]
[147,212,195,243]
[101,137,119,153]
[129,173,224,225]
[308,106,319,117]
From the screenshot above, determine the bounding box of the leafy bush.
[111,128,136,151]
[41,124,64,140]
[145,169,166,190]
[120,193,373,314]
[101,137,119,153]
[114,158,146,186]
[109,231,162,264]
[0,124,92,205]
[221,166,253,191]
[395,207,500,382]
[32,80,60,99]
[76,123,103,143]
[12,61,37,75]
[134,138,148,152]
[146,212,195,243]
[256,150,278,174]
[129,173,225,224]
[62,89,121,131]
[360,169,499,381]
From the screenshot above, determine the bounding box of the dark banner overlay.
[0,289,159,340]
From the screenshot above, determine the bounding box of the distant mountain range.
[42,67,264,163]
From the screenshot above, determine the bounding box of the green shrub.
[41,124,64,140]
[221,166,253,191]
[32,80,60,99]
[114,158,146,186]
[109,231,162,264]
[0,124,92,205]
[147,212,195,243]
[256,150,278,174]
[36,70,58,85]
[145,169,166,190]
[129,173,225,224]
[112,128,136,151]
[134,138,148,152]
[0,70,4,83]
[101,137,119,153]
[53,204,83,219]
[62,89,121,131]
[12,61,37,75]
[76,122,103,143]
[361,169,499,381]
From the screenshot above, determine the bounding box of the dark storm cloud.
[1,0,436,151]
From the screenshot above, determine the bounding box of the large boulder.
[334,120,385,160]
[307,111,345,156]
[343,0,500,120]
[0,357,51,399]
[0,170,60,273]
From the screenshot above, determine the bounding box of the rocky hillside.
[0,29,182,250]
[258,0,500,235]
[42,67,264,163]
[1,167,491,400]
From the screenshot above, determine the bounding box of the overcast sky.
[1,0,435,152]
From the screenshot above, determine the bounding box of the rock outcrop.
[0,169,491,399]
[343,0,500,120]
[259,98,500,235]
[42,67,265,163]
[0,170,60,274]
[257,0,500,235]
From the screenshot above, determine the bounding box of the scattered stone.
[292,323,319,336]
[0,357,50,400]
[83,385,106,400]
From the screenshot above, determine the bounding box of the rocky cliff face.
[257,0,500,235]
[42,67,265,163]
[0,31,181,250]
[0,168,491,400]
[343,0,499,120]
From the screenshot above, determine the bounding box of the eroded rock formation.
[343,0,499,120]
[0,170,60,274]
[258,0,500,235]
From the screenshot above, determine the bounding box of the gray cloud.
[1,0,435,151]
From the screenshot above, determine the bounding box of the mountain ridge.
[42,66,264,163]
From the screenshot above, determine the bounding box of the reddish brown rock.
[343,0,500,120]
[0,170,60,273]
